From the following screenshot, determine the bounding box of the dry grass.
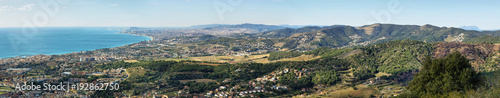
[178,79,217,83]
[126,67,149,81]
[198,63,221,66]
[375,72,392,77]
[157,58,187,62]
[276,54,321,62]
[124,60,139,63]
[444,36,457,42]
[273,42,286,47]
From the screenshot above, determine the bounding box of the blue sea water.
[0,27,150,59]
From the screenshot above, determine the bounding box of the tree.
[278,72,313,90]
[231,47,240,51]
[407,51,483,96]
[312,70,340,85]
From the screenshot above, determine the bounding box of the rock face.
[433,42,500,71]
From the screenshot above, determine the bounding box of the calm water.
[0,27,150,59]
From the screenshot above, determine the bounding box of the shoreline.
[0,31,152,60]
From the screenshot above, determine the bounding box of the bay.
[0,27,150,59]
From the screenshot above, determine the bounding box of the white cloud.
[109,4,120,7]
[18,4,34,11]
[0,5,14,11]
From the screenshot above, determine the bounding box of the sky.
[0,0,499,30]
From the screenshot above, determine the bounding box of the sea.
[0,27,151,59]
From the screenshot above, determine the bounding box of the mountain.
[276,25,329,28]
[256,25,346,38]
[459,26,482,31]
[272,24,500,50]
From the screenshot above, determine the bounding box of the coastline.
[0,30,152,60]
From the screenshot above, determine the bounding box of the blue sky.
[0,0,499,29]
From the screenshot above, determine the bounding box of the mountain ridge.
[271,23,500,50]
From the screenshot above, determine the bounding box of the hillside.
[433,42,500,71]
[96,40,500,97]
[256,25,346,38]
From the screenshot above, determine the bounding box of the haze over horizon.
[1,0,499,30]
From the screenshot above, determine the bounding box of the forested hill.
[256,25,346,38]
[273,23,500,50]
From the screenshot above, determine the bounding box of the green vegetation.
[351,40,433,79]
[92,35,500,97]
[230,47,240,51]
[93,52,350,97]
[278,72,313,90]
[312,69,341,86]
[402,51,483,97]
[268,51,303,60]
[256,26,345,38]
[267,24,500,50]
[268,47,352,60]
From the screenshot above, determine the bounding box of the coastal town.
[0,24,426,97]
[0,27,287,97]
[2,0,500,97]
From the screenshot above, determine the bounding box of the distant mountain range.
[459,26,482,31]
[215,23,500,50]
[187,23,332,34]
[135,23,500,50]
[189,23,500,50]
